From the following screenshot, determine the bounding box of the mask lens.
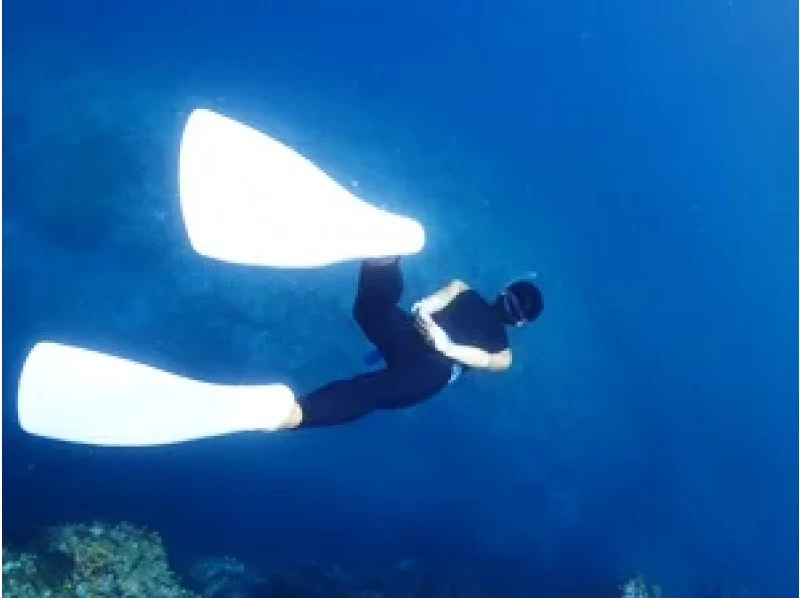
[503,290,526,325]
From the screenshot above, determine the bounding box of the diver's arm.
[413,279,469,314]
[415,310,511,372]
[440,343,512,372]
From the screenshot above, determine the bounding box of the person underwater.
[275,256,544,430]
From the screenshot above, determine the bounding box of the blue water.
[3,0,797,596]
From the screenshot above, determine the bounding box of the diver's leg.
[355,256,404,310]
[293,358,450,429]
[352,257,416,363]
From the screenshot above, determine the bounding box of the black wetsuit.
[296,259,509,428]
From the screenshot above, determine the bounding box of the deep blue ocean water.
[3,0,797,596]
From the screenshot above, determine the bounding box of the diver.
[15,108,548,447]
[15,255,544,445]
[277,256,544,430]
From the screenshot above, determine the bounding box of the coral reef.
[2,550,52,597]
[190,556,492,598]
[3,521,194,597]
[3,519,663,597]
[620,574,661,598]
[188,556,269,597]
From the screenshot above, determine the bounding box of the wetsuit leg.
[296,355,452,429]
[352,258,428,368]
[294,258,452,430]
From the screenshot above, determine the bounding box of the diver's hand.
[414,311,452,353]
[411,298,434,315]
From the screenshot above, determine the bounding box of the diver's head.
[494,274,543,327]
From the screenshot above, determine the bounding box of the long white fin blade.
[178,108,425,268]
[18,342,296,447]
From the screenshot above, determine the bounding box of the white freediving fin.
[178,108,426,268]
[17,342,297,447]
